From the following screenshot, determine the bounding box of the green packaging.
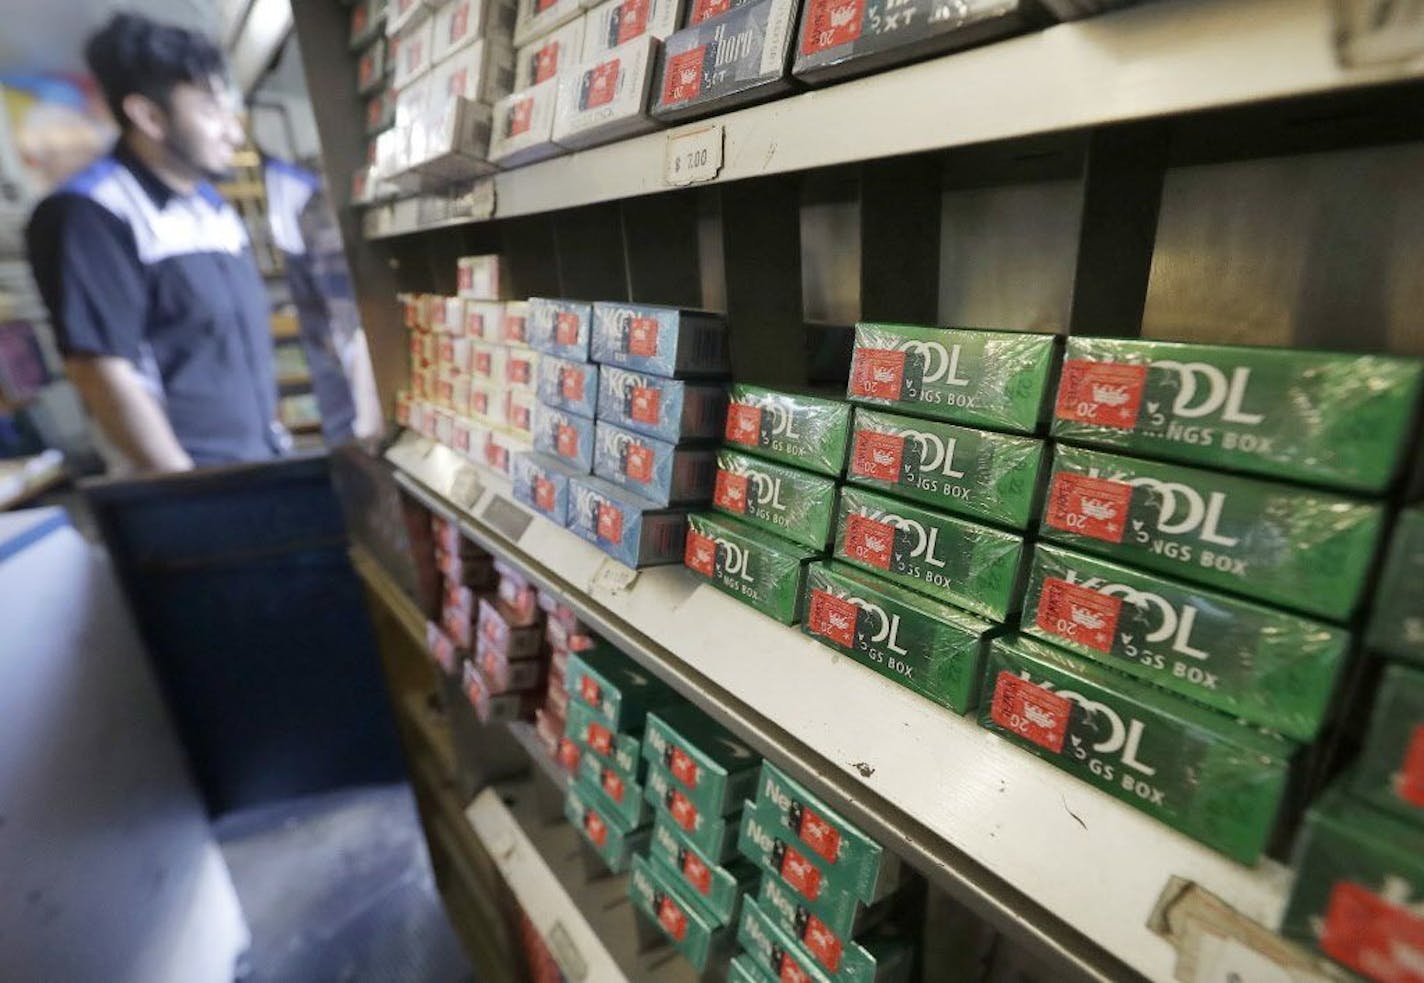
[643,767,741,861]
[847,408,1046,529]
[642,703,761,818]
[833,486,1026,622]
[1020,544,1349,741]
[731,954,778,983]
[1051,337,1424,493]
[564,644,679,731]
[629,854,731,972]
[737,802,865,939]
[724,385,852,476]
[714,448,839,550]
[1280,788,1424,979]
[577,747,649,829]
[754,759,898,906]
[685,512,819,624]
[848,323,1059,435]
[563,699,645,781]
[978,634,1295,864]
[1352,662,1424,827]
[1040,444,1384,622]
[758,875,913,983]
[649,814,760,926]
[1367,508,1424,665]
[801,562,996,715]
[564,780,652,873]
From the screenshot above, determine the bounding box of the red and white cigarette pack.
[551,36,659,150]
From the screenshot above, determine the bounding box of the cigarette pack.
[802,561,996,715]
[1352,662,1424,827]
[713,449,838,550]
[565,780,652,872]
[649,813,761,926]
[578,750,650,828]
[428,37,516,107]
[390,15,435,89]
[594,422,715,506]
[566,473,689,567]
[737,803,866,939]
[503,301,530,346]
[551,37,660,149]
[651,0,798,123]
[511,451,580,524]
[351,0,386,49]
[1051,337,1424,493]
[758,874,913,983]
[582,0,685,61]
[834,485,1026,623]
[629,854,733,971]
[847,408,1047,529]
[565,644,680,730]
[737,898,835,983]
[357,38,388,95]
[564,698,647,781]
[477,595,544,658]
[643,765,742,860]
[755,759,899,906]
[489,79,564,167]
[724,385,851,476]
[591,301,730,377]
[432,0,519,62]
[684,512,817,624]
[514,0,584,48]
[505,347,539,390]
[979,634,1294,864]
[469,340,507,385]
[505,389,537,436]
[533,402,595,471]
[458,254,504,300]
[535,353,599,418]
[1280,788,1424,978]
[1021,543,1348,740]
[643,703,760,817]
[1040,444,1385,622]
[528,297,594,359]
[513,16,584,88]
[597,366,726,443]
[1367,507,1424,665]
[794,0,1044,86]
[848,323,1059,434]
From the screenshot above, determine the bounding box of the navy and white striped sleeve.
[26,193,148,362]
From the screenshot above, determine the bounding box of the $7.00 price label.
[664,124,724,186]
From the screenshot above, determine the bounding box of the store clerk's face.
[160,77,246,182]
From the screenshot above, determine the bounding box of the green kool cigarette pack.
[979,634,1295,864]
[642,703,761,817]
[1367,507,1424,665]
[802,562,996,715]
[737,803,864,939]
[577,749,649,829]
[848,323,1059,434]
[714,449,839,550]
[755,759,899,905]
[649,814,760,926]
[724,385,852,475]
[1051,337,1424,492]
[565,780,651,873]
[1352,662,1424,827]
[564,698,645,782]
[1021,544,1349,740]
[629,854,733,972]
[564,643,679,730]
[1040,444,1384,622]
[847,408,1047,529]
[834,485,1026,622]
[758,874,912,983]
[684,512,818,624]
[644,766,742,861]
[1280,788,1424,980]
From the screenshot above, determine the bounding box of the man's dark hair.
[84,13,227,129]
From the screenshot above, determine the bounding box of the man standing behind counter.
[27,13,289,473]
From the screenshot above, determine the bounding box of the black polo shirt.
[27,143,285,466]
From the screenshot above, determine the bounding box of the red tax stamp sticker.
[1044,472,1133,544]
[848,347,903,400]
[1036,577,1122,654]
[1055,360,1148,430]
[991,672,1073,754]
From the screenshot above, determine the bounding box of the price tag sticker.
[664,124,724,187]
